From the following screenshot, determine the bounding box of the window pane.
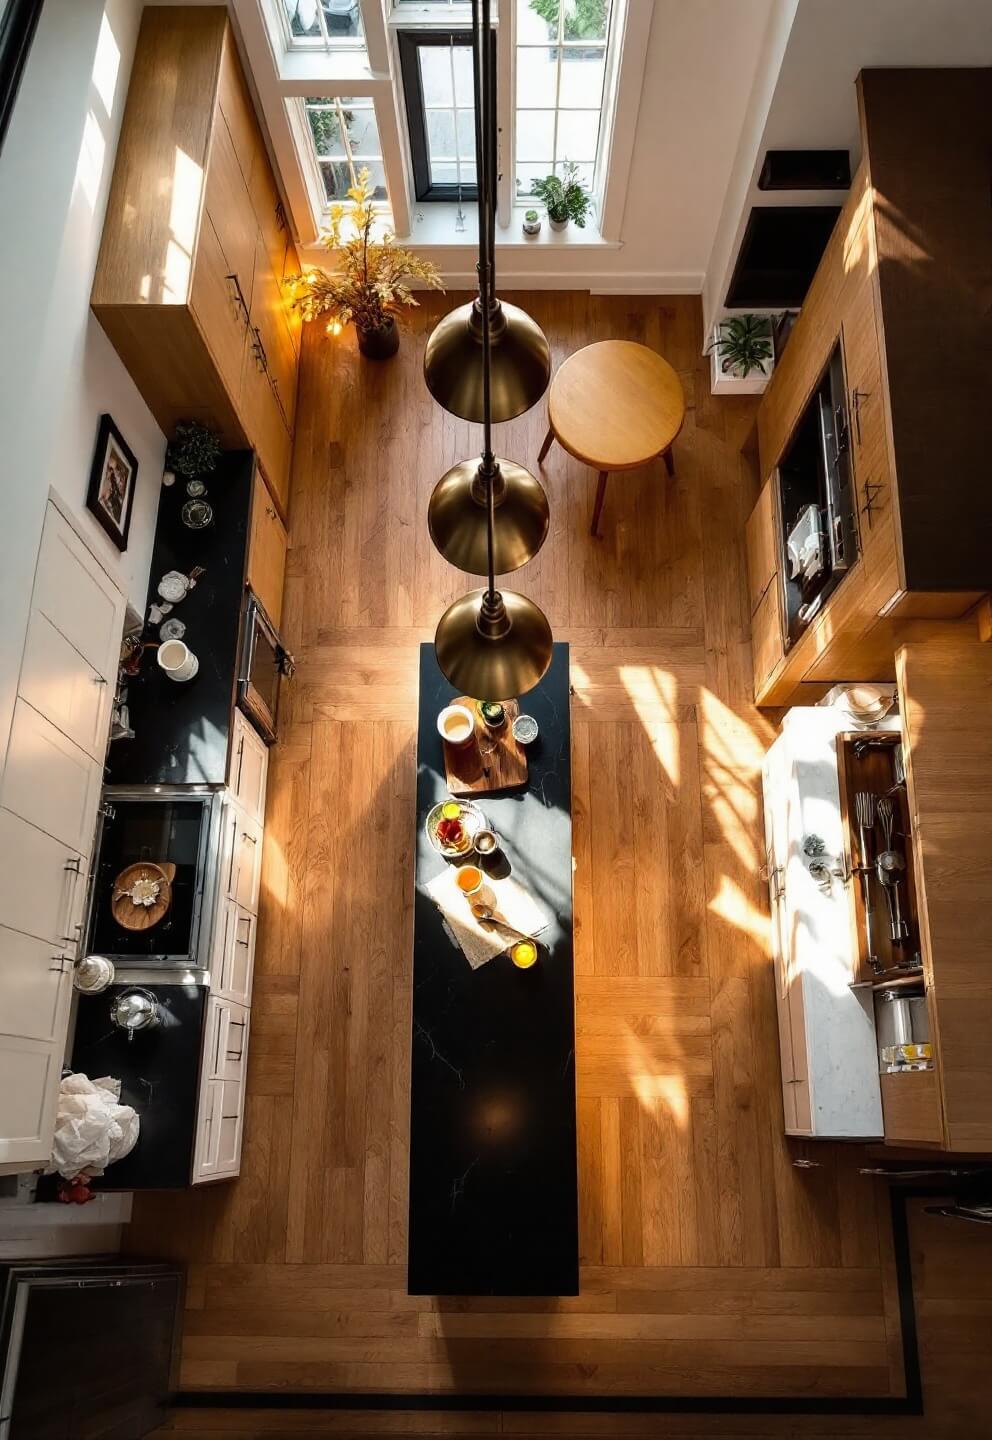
[555,109,600,162]
[516,111,555,164]
[515,162,553,199]
[558,46,605,107]
[319,158,387,202]
[456,109,476,161]
[516,46,559,108]
[418,48,453,106]
[283,0,363,42]
[517,0,608,42]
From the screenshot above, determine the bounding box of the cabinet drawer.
[211,897,255,1004]
[252,249,298,432]
[751,581,784,697]
[32,504,123,680]
[229,705,270,824]
[1,700,103,855]
[19,611,112,760]
[230,812,262,913]
[241,338,292,517]
[191,211,249,409]
[745,479,778,616]
[0,809,84,948]
[881,1068,943,1147]
[204,995,249,1083]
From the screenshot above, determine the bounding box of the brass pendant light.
[424,299,550,425]
[422,1,550,424]
[428,456,549,576]
[435,587,553,702]
[430,0,552,701]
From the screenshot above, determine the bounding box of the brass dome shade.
[423,299,551,424]
[428,458,549,575]
[434,588,553,701]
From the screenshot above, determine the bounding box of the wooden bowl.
[111,861,174,931]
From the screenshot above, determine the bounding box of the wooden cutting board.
[443,698,529,796]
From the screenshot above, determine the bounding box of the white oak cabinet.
[0,501,125,1171]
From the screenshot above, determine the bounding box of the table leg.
[538,427,555,464]
[591,472,609,537]
[663,446,675,477]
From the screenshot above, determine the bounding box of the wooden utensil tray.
[836,732,921,985]
[442,698,529,796]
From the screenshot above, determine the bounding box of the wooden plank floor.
[130,295,985,1427]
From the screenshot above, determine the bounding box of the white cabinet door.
[229,709,269,826]
[0,809,84,948]
[32,503,124,681]
[192,995,249,1183]
[0,927,73,1167]
[18,612,111,760]
[1,700,103,856]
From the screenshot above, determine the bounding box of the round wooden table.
[537,340,687,536]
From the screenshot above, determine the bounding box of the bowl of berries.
[425,798,487,858]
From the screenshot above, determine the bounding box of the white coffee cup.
[437,703,475,746]
[157,638,199,682]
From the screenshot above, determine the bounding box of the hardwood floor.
[131,295,991,1431]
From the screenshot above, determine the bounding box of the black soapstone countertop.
[407,642,578,1297]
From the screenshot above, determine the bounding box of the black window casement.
[398,28,494,203]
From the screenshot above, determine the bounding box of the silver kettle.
[110,988,160,1040]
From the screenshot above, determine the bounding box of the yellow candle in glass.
[510,940,538,969]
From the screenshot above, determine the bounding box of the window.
[398,30,482,202]
[304,96,388,201]
[514,0,613,204]
[281,0,364,46]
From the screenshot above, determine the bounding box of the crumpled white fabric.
[45,1073,140,1180]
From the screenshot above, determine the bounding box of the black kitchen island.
[408,643,578,1297]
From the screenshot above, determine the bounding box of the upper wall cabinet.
[744,69,992,706]
[91,9,301,519]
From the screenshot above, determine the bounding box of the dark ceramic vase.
[357,317,400,360]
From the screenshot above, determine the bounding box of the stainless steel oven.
[237,590,294,744]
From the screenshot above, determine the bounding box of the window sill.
[398,202,620,249]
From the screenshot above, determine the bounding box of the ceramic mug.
[157,638,199,682]
[437,703,475,746]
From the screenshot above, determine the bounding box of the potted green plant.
[707,313,775,394]
[522,208,541,237]
[290,169,444,359]
[164,420,221,485]
[531,161,590,232]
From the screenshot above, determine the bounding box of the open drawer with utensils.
[836,732,923,987]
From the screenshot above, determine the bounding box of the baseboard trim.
[171,1186,931,1418]
[419,271,705,294]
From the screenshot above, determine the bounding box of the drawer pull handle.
[226,1046,244,1062]
[266,506,276,519]
[64,856,81,874]
[49,956,70,972]
[851,387,870,446]
[93,675,108,685]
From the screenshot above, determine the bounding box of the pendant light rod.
[472,0,498,600]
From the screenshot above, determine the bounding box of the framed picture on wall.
[86,413,138,551]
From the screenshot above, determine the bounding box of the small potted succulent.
[708,313,775,395]
[522,208,542,237]
[290,169,444,359]
[531,161,590,232]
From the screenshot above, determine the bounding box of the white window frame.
[232,0,651,245]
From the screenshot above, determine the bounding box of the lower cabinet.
[192,995,250,1183]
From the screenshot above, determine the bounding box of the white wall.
[702,0,992,336]
[0,0,164,772]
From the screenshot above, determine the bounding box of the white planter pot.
[709,317,775,396]
[522,215,542,236]
[548,215,568,232]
